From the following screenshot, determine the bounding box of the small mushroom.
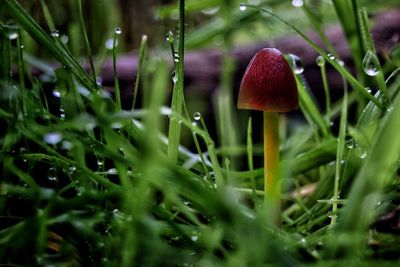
[238,48,298,225]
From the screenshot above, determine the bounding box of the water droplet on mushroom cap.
[237,48,299,112]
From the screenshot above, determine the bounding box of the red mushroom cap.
[237,48,299,112]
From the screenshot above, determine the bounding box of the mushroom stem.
[263,111,281,226]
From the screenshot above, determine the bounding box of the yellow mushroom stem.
[263,111,281,226]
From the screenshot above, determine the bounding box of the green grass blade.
[331,79,348,224]
[112,31,121,111]
[167,0,185,163]
[295,75,331,138]
[132,35,148,110]
[331,86,400,255]
[77,0,97,89]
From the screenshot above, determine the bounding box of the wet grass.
[1,0,400,266]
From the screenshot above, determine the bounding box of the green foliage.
[0,0,399,266]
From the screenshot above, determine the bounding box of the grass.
[1,0,400,266]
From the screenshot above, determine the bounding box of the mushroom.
[238,48,298,225]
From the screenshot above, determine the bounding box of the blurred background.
[14,0,398,55]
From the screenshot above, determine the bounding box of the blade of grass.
[77,0,97,90]
[331,77,348,225]
[330,85,400,256]
[295,75,331,138]
[358,7,389,104]
[112,30,121,111]
[167,0,185,163]
[247,117,257,202]
[0,23,11,83]
[132,35,148,110]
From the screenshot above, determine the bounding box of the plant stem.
[263,111,281,226]
[167,0,185,163]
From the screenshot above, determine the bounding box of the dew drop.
[47,167,57,181]
[366,87,372,94]
[174,52,180,63]
[191,236,199,242]
[316,55,325,67]
[193,112,201,121]
[60,35,69,44]
[292,0,304,8]
[201,7,220,16]
[51,30,60,38]
[288,54,304,74]
[171,70,178,83]
[360,151,368,159]
[327,53,336,61]
[338,60,345,67]
[115,27,122,35]
[8,32,18,40]
[44,132,63,145]
[239,4,247,11]
[362,50,380,76]
[104,38,114,50]
[106,168,118,175]
[68,166,77,174]
[62,140,73,151]
[345,138,354,149]
[111,122,123,129]
[166,31,174,43]
[52,90,61,98]
[20,44,24,49]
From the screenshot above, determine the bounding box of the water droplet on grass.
[51,30,60,38]
[52,90,61,98]
[363,50,380,76]
[288,54,304,74]
[239,4,247,11]
[172,70,178,83]
[47,167,57,181]
[166,31,174,43]
[201,7,220,15]
[44,132,63,145]
[60,35,69,44]
[8,32,18,40]
[316,55,325,67]
[327,53,335,60]
[360,151,367,159]
[68,166,77,174]
[115,27,122,35]
[345,138,354,149]
[105,38,118,49]
[111,122,123,129]
[292,0,304,7]
[193,112,201,121]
